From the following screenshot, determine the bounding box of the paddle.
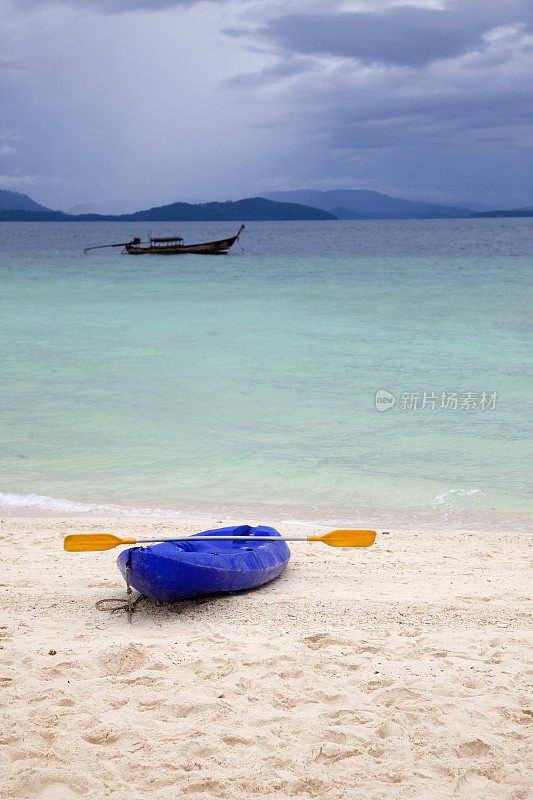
[64,529,376,552]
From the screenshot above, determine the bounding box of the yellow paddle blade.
[309,529,376,547]
[64,534,137,552]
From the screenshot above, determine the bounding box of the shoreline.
[0,509,530,537]
[0,490,531,534]
[1,517,531,799]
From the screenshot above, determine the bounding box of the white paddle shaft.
[135,535,308,543]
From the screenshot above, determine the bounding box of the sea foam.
[0,491,181,517]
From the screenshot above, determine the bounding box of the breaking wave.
[0,491,182,517]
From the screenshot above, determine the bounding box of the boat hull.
[124,232,241,255]
[116,524,290,602]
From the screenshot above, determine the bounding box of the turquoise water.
[1,219,532,530]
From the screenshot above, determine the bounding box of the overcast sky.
[1,0,532,210]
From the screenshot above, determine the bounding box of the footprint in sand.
[98,642,147,675]
[81,724,121,745]
[317,743,362,763]
[327,708,372,725]
[372,684,421,707]
[458,738,492,757]
[221,735,250,746]
[54,697,75,707]
[302,633,353,650]
[15,771,90,800]
[365,678,395,691]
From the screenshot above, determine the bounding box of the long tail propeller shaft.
[83,242,130,252]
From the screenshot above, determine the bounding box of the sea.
[1,218,531,531]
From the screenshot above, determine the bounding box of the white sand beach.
[1,517,531,800]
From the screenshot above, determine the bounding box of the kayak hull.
[117,524,290,602]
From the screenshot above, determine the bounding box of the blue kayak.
[117,524,290,602]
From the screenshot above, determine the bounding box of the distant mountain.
[470,208,533,218]
[67,201,139,215]
[124,197,335,221]
[0,209,70,221]
[0,196,336,222]
[0,189,52,212]
[263,189,471,219]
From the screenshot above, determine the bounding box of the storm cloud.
[7,0,224,11]
[223,0,533,206]
[258,1,533,67]
[0,0,532,209]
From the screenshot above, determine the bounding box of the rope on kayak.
[95,594,146,615]
[95,546,145,622]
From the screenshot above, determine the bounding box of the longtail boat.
[83,224,245,255]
